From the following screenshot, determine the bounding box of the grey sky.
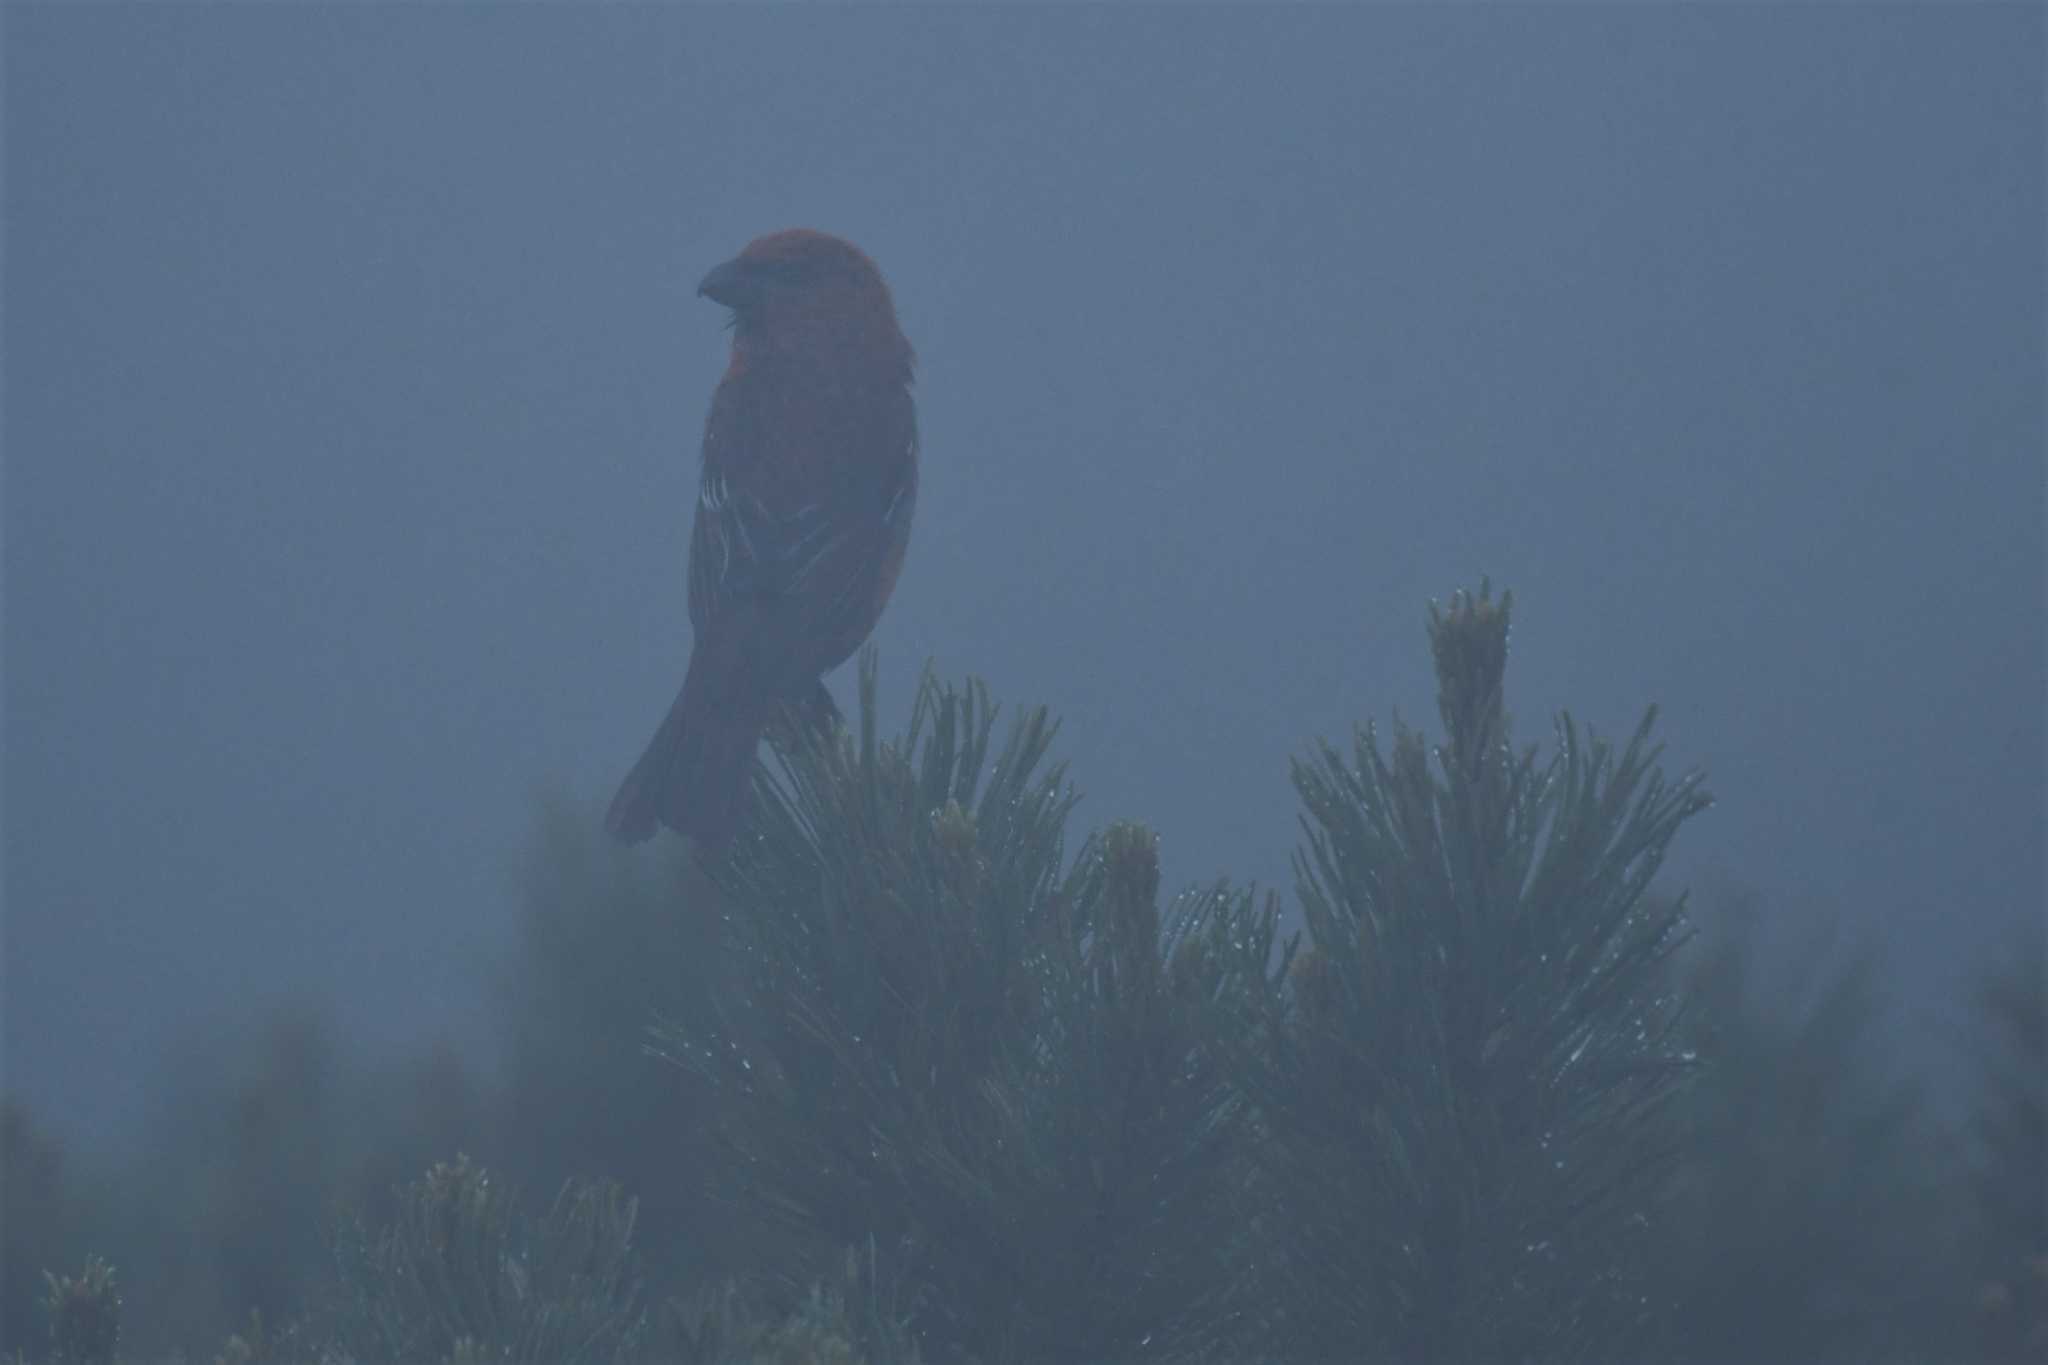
[6,4,2041,1144]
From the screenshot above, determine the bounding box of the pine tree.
[661,656,1259,1361]
[1967,916,2048,1361]
[1211,585,1709,1360]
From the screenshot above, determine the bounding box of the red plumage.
[606,230,917,850]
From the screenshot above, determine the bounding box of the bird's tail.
[604,652,765,851]
[605,657,842,852]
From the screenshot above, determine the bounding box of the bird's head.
[698,229,911,376]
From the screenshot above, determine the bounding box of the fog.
[7,0,2039,1159]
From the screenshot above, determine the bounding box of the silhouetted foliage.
[336,1042,493,1249]
[216,1006,340,1336]
[39,1256,118,1365]
[656,588,1711,1361]
[661,1249,921,1365]
[1208,586,1708,1361]
[2,1005,492,1364]
[27,584,2039,1364]
[493,799,732,1296]
[661,656,1263,1361]
[309,1153,908,1365]
[319,1154,646,1365]
[1653,899,1961,1361]
[82,1003,344,1361]
[1,1100,82,1358]
[209,1308,309,1365]
[1966,914,2048,1362]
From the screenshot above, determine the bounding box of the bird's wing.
[687,376,917,668]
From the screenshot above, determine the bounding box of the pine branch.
[662,653,1260,1362]
[319,1155,647,1365]
[1224,584,1709,1361]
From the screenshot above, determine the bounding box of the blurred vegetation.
[2,1101,83,1354]
[4,1002,492,1363]
[316,1153,645,1364]
[3,584,2039,1363]
[1204,588,1708,1361]
[661,658,1263,1360]
[39,1256,119,1365]
[1966,911,2048,1363]
[1650,896,1967,1360]
[490,799,735,1298]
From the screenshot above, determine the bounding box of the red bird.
[607,230,917,850]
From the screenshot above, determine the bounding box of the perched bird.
[606,230,918,851]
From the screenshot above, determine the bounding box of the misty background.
[5,1,2040,1168]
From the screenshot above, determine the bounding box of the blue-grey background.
[6,4,2040,1147]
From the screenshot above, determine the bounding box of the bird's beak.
[697,258,757,308]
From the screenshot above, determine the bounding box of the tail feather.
[605,662,771,852]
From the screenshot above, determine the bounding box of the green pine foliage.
[664,586,1710,1361]
[319,1154,646,1365]
[1653,901,1962,1361]
[32,582,2037,1362]
[2,1102,82,1359]
[493,798,735,1297]
[15,1004,492,1364]
[1967,915,2048,1361]
[1209,585,1709,1360]
[660,657,1265,1361]
[662,1252,921,1365]
[38,1258,118,1365]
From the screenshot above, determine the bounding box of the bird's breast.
[714,362,912,498]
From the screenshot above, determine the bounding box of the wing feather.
[687,374,917,680]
